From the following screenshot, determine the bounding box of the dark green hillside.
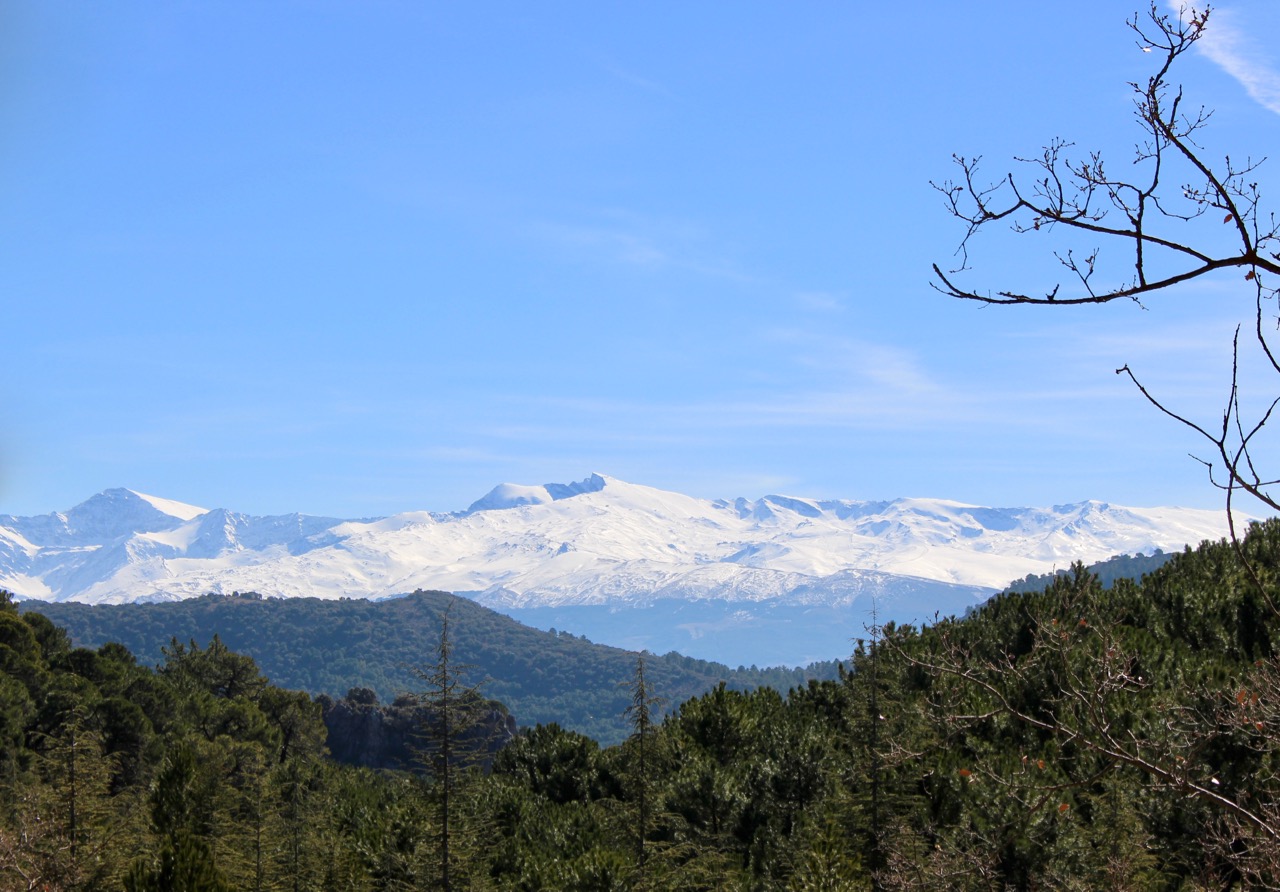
[7,521,1280,887]
[22,591,842,745]
[1004,548,1174,594]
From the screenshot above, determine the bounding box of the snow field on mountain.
[0,475,1238,609]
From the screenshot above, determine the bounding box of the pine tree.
[412,599,491,892]
[123,831,231,892]
[34,708,124,888]
[622,651,666,884]
[271,755,324,892]
[125,742,231,892]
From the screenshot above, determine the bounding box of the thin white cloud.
[531,212,755,282]
[764,329,947,399]
[474,332,987,436]
[597,59,672,98]
[537,221,670,266]
[792,291,845,312]
[1171,3,1280,115]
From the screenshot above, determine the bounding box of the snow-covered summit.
[127,490,208,522]
[0,488,208,548]
[466,473,609,513]
[0,477,1241,612]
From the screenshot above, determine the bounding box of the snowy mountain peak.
[68,488,208,527]
[0,488,209,548]
[0,476,1244,613]
[78,489,206,533]
[466,472,609,513]
[124,490,209,522]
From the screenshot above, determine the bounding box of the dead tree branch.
[933,2,1280,520]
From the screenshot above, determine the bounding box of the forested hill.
[18,544,1175,745]
[21,590,841,744]
[1003,547,1175,593]
[7,521,1280,885]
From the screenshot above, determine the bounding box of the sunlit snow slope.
[0,474,1237,615]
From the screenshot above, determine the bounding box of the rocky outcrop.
[319,689,516,772]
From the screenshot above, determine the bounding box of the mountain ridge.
[2,475,1236,618]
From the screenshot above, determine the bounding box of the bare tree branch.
[934,2,1280,522]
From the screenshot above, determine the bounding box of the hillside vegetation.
[4,521,1280,888]
[1003,548,1174,594]
[24,591,842,745]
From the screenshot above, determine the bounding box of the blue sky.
[3,2,1279,518]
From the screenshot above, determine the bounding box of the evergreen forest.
[5,521,1280,889]
[24,593,842,746]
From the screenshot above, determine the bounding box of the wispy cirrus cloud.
[531,211,755,281]
[792,291,845,312]
[536,221,670,266]
[596,58,672,98]
[1171,3,1280,115]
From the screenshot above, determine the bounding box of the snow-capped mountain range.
[0,473,1234,612]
